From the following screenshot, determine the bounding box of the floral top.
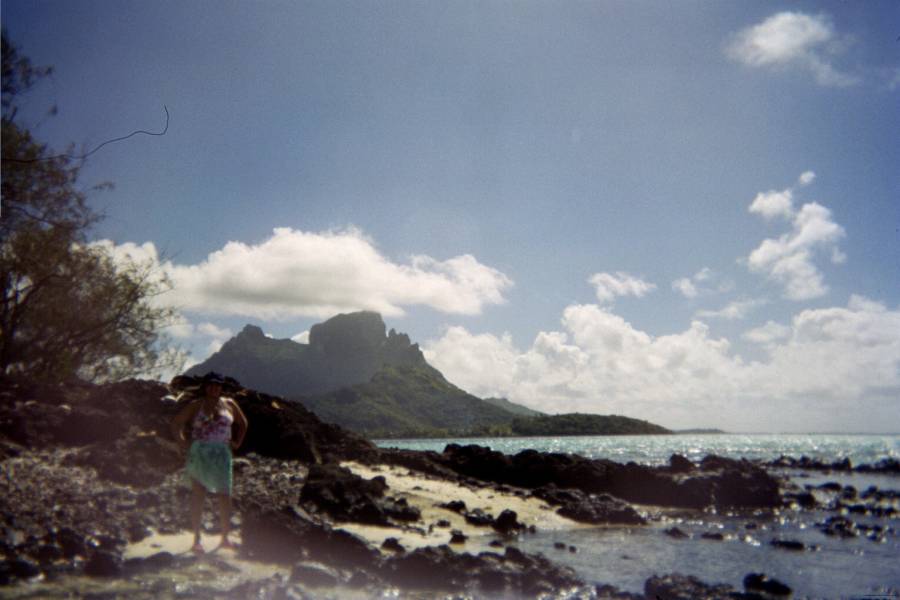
[191,398,234,443]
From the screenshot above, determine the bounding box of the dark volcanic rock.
[68,429,183,487]
[84,550,124,577]
[1,558,41,582]
[299,463,420,525]
[770,538,806,551]
[768,454,852,472]
[784,490,817,509]
[438,500,467,513]
[664,527,690,539]
[533,485,646,525]
[379,545,584,597]
[492,509,524,535]
[668,454,696,473]
[464,508,495,527]
[856,458,900,474]
[240,499,379,570]
[437,444,781,510]
[744,572,792,596]
[380,538,405,554]
[645,573,738,600]
[449,530,468,544]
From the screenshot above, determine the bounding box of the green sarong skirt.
[186,440,233,495]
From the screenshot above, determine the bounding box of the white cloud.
[743,320,791,345]
[96,227,512,320]
[693,267,712,282]
[672,277,698,299]
[747,175,845,301]
[672,267,721,299]
[291,330,310,344]
[726,12,858,87]
[696,298,767,321]
[165,314,196,339]
[749,189,794,220]
[198,322,233,339]
[589,272,656,304]
[798,171,816,186]
[426,296,900,432]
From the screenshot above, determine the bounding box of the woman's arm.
[228,398,249,450]
[170,400,201,448]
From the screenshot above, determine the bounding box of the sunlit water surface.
[377,434,900,597]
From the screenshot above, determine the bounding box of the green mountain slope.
[482,397,545,417]
[300,365,518,438]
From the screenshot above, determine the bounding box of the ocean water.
[375,433,900,467]
[376,434,900,598]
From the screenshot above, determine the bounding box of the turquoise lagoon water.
[375,433,900,466]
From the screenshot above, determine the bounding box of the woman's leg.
[191,481,206,549]
[218,493,233,546]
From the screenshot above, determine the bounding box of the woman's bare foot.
[220,538,237,550]
[191,541,205,555]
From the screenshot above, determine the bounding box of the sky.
[3,0,899,432]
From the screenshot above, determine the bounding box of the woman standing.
[171,372,249,554]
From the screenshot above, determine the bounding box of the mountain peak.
[185,311,433,397]
[237,324,266,339]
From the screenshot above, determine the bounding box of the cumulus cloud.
[96,227,512,320]
[746,176,845,301]
[749,189,794,220]
[589,272,656,304]
[696,298,767,321]
[291,330,310,344]
[425,296,900,432]
[798,171,816,186]
[743,320,791,345]
[672,277,698,299]
[672,267,720,299]
[726,12,858,87]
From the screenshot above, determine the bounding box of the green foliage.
[300,364,518,438]
[482,396,545,417]
[1,31,179,383]
[510,413,671,436]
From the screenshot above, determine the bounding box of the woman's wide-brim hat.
[202,371,226,385]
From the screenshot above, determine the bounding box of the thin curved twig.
[2,105,169,164]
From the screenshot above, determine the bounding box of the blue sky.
[4,1,899,432]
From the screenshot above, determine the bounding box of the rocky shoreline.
[1,376,897,598]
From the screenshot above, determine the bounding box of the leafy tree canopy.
[1,30,179,383]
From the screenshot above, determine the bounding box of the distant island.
[510,413,671,436]
[674,428,727,434]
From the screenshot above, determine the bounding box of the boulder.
[378,545,584,597]
[533,486,645,525]
[299,463,420,525]
[743,573,792,596]
[84,550,124,577]
[240,499,379,570]
[645,573,738,600]
[668,454,695,473]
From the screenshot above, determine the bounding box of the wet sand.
[339,461,591,553]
